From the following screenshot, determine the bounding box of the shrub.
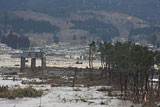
[0,85,43,99]
[73,88,81,91]
[0,85,9,92]
[96,87,110,92]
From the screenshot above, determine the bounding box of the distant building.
[148,45,154,51]
[0,43,12,51]
[65,50,85,60]
[8,50,23,54]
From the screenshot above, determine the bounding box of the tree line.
[89,41,160,102]
[71,18,120,41]
[0,13,60,35]
[1,31,30,49]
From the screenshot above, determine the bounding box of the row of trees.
[1,32,30,49]
[129,26,160,37]
[89,41,160,101]
[71,18,120,41]
[0,13,60,35]
[129,26,160,48]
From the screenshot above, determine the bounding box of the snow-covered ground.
[0,76,141,107]
[0,54,101,68]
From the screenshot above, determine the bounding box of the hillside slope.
[9,10,150,40]
[0,0,160,46]
[0,0,160,24]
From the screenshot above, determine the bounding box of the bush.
[73,88,81,91]
[96,87,110,91]
[0,85,43,99]
[0,85,9,92]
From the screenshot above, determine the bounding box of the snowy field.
[0,54,101,68]
[0,76,141,107]
[0,54,140,107]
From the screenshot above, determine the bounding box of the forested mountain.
[0,0,160,46]
[0,0,160,24]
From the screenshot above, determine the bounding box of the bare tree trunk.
[134,72,136,94]
[89,46,94,81]
[89,47,92,80]
[72,68,77,87]
[136,70,139,96]
[145,74,149,92]
[158,74,160,97]
[120,72,123,97]
[100,60,105,79]
[124,72,128,96]
[151,69,154,91]
[108,64,111,85]
[140,71,144,94]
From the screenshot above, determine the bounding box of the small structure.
[20,51,46,72]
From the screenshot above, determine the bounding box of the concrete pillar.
[31,58,36,72]
[20,57,25,72]
[41,57,46,69]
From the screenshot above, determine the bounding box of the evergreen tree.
[53,35,59,44]
[89,41,96,80]
[1,31,30,49]
[98,41,157,99]
[72,35,77,40]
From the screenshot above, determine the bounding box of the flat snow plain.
[0,76,141,107]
